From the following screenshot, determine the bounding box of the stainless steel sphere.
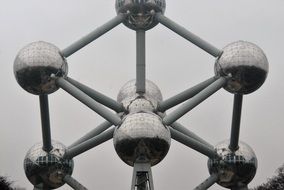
[115,0,166,30]
[208,140,257,189]
[128,97,155,113]
[117,79,163,110]
[24,141,74,189]
[14,41,68,95]
[215,41,268,94]
[113,112,171,166]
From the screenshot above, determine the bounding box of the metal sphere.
[113,112,171,166]
[115,0,166,30]
[14,41,68,95]
[128,97,155,113]
[23,141,74,189]
[117,79,163,109]
[208,140,257,189]
[215,41,268,94]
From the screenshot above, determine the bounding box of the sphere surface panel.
[208,140,257,188]
[113,112,171,166]
[215,41,268,94]
[117,79,163,109]
[14,41,68,95]
[115,0,166,30]
[24,141,74,189]
[128,97,155,113]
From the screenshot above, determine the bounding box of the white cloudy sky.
[1,0,284,189]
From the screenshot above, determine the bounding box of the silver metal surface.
[113,112,171,166]
[117,79,163,110]
[128,98,155,113]
[115,0,166,30]
[208,140,257,189]
[215,41,269,94]
[24,141,74,189]
[14,41,68,95]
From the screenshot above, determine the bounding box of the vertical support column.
[136,30,146,94]
[229,94,243,152]
[131,162,154,190]
[39,95,53,152]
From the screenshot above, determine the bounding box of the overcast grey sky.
[1,0,284,189]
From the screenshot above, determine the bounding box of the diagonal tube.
[56,77,122,126]
[163,77,227,125]
[68,120,113,149]
[170,123,213,149]
[170,128,219,159]
[63,175,88,190]
[136,30,146,94]
[61,13,127,57]
[193,173,219,190]
[39,95,53,152]
[229,94,243,152]
[64,127,115,159]
[158,76,218,112]
[66,77,125,113]
[155,13,222,57]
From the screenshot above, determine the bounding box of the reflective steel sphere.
[208,140,257,189]
[128,97,155,113]
[115,0,166,30]
[117,79,163,109]
[113,112,171,166]
[14,41,68,95]
[24,141,74,189]
[215,41,268,94]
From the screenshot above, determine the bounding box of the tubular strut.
[61,13,128,57]
[39,95,53,152]
[55,77,122,126]
[155,13,223,57]
[229,94,243,151]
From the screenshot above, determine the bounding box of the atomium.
[208,140,257,189]
[14,41,68,95]
[15,0,269,189]
[23,141,74,189]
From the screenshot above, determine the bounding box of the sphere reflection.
[113,112,170,166]
[215,41,268,94]
[208,140,257,189]
[14,41,68,95]
[117,79,163,110]
[115,0,166,30]
[24,141,74,189]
